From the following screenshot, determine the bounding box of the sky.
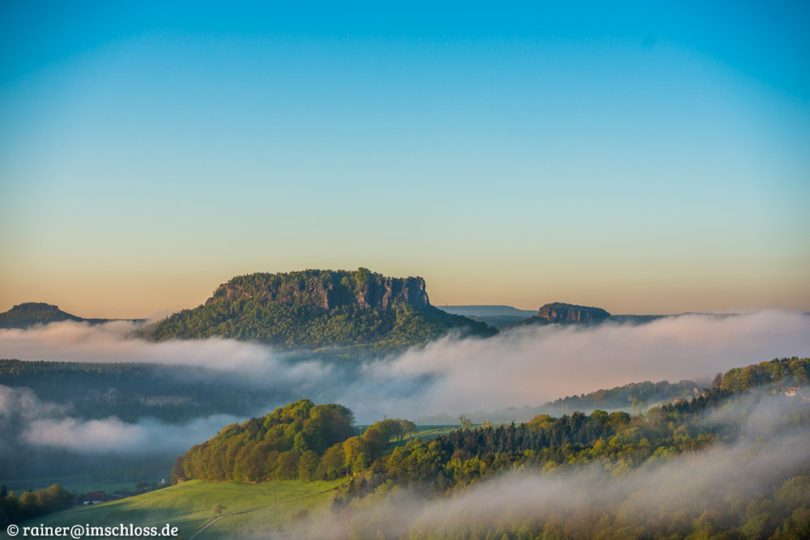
[1,1,808,318]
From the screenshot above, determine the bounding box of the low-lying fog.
[1,309,808,456]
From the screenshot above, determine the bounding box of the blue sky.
[1,1,808,316]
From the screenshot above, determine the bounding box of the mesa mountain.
[142,268,496,350]
[0,302,113,329]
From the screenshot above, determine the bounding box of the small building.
[85,491,106,504]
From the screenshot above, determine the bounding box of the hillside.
[9,357,810,539]
[173,357,810,486]
[172,400,416,484]
[142,268,496,349]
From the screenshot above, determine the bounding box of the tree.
[367,419,403,443]
[298,450,319,481]
[631,397,647,415]
[459,415,473,430]
[361,427,386,457]
[316,444,346,480]
[19,491,37,519]
[398,419,417,440]
[275,451,300,480]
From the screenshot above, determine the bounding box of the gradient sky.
[1,1,808,318]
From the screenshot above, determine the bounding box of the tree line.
[0,484,73,528]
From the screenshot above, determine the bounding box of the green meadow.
[24,479,346,539]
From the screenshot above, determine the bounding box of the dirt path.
[188,512,233,539]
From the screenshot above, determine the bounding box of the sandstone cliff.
[510,302,612,328]
[206,268,430,310]
[536,302,611,323]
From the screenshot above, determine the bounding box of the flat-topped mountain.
[143,268,496,350]
[0,302,139,329]
[0,302,101,329]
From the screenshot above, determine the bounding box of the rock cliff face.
[536,302,611,323]
[206,268,430,311]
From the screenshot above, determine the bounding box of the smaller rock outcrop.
[536,302,611,324]
[510,302,612,328]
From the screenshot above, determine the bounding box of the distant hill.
[142,268,496,350]
[418,378,702,424]
[439,305,537,328]
[444,303,671,329]
[0,302,113,329]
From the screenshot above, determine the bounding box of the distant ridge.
[0,302,114,329]
[440,305,537,328]
[143,268,496,350]
[440,305,536,318]
[418,378,702,424]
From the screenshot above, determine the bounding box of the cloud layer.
[1,310,809,428]
[358,309,810,419]
[21,413,242,454]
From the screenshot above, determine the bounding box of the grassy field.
[13,426,454,538]
[412,425,458,440]
[25,479,347,539]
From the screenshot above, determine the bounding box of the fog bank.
[0,384,242,455]
[1,310,808,424]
